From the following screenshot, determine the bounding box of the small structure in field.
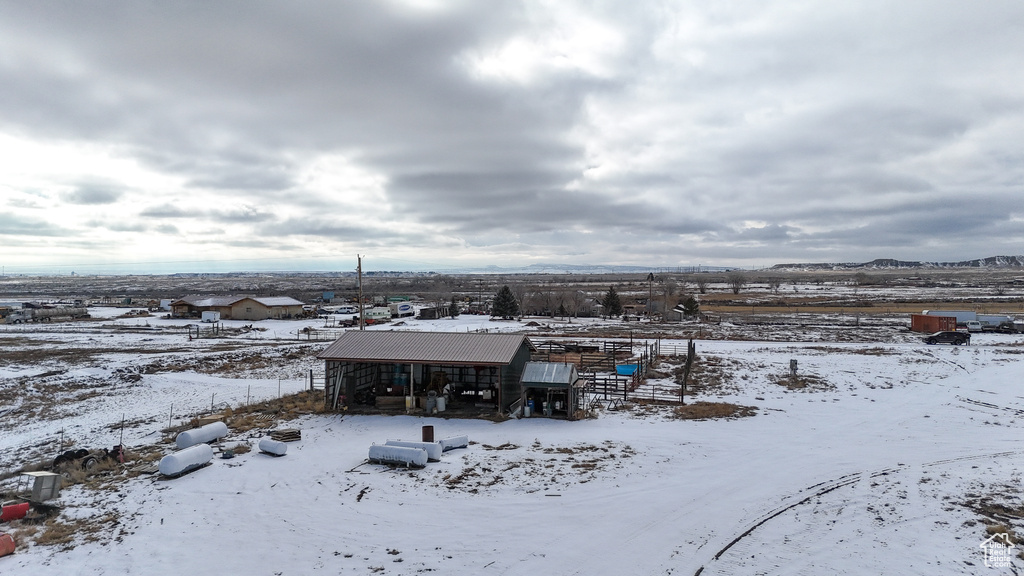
[518,362,585,420]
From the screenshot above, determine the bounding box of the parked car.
[965,321,983,332]
[923,331,971,345]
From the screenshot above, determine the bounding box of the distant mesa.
[771,255,1024,271]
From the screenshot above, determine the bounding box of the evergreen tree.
[681,295,700,317]
[602,286,623,317]
[491,285,519,319]
[450,295,460,317]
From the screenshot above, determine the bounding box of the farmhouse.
[170,295,305,320]
[318,331,535,415]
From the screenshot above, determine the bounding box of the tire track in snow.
[693,450,1024,575]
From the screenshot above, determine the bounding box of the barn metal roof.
[172,295,304,307]
[317,331,534,365]
[520,362,581,386]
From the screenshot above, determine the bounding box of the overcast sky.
[1,1,1022,274]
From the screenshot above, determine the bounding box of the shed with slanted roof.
[317,331,535,415]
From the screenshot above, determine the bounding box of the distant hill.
[771,255,1024,271]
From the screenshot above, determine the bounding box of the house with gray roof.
[170,295,305,320]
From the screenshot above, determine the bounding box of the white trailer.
[389,302,415,318]
[201,311,221,323]
[360,307,391,324]
[977,314,1014,329]
[922,310,976,325]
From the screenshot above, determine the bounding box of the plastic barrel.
[0,533,15,558]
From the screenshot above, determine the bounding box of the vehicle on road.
[923,331,971,345]
[965,321,983,332]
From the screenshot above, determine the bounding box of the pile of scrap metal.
[52,445,125,473]
[1,470,64,557]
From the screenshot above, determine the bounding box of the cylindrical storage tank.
[176,421,229,449]
[368,445,428,468]
[439,435,469,452]
[436,396,446,412]
[384,440,442,461]
[0,533,15,558]
[524,406,532,417]
[159,444,214,477]
[258,438,287,456]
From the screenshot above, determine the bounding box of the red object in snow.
[910,314,956,333]
[0,533,15,557]
[0,502,29,522]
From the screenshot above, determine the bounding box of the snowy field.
[2,307,1024,574]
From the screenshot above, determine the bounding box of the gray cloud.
[0,215,71,237]
[2,1,1024,269]
[60,184,124,205]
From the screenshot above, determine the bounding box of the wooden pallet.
[133,463,160,475]
[270,428,301,442]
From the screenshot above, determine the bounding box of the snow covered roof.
[318,331,534,365]
[520,362,582,387]
[172,295,304,308]
[249,296,304,307]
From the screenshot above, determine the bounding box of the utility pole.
[357,255,364,331]
[647,272,654,318]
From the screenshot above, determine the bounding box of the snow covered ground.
[2,308,1024,574]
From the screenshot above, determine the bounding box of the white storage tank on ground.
[368,445,428,467]
[159,444,214,477]
[384,440,442,461]
[176,421,229,449]
[439,435,469,452]
[259,438,288,456]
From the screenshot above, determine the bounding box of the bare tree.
[694,276,709,294]
[726,271,747,295]
[506,281,531,319]
[536,286,557,317]
[767,277,782,295]
[431,275,453,312]
[567,289,586,320]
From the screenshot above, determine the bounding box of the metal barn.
[318,331,535,414]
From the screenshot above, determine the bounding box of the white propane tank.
[159,444,214,477]
[368,445,428,468]
[176,421,229,449]
[439,435,469,452]
[258,438,288,456]
[384,440,442,461]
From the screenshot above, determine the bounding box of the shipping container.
[911,314,956,333]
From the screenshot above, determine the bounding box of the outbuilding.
[318,331,535,414]
[518,362,586,420]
